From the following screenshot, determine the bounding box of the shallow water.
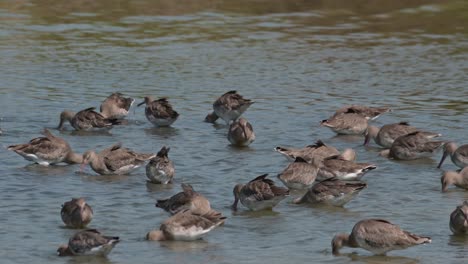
[0,0,468,263]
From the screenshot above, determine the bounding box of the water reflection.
[65,255,115,264]
[341,252,421,264]
[157,240,214,252]
[143,126,179,138]
[145,181,174,193]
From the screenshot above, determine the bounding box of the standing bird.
[331,219,431,255]
[441,167,468,192]
[274,140,340,162]
[146,146,175,184]
[293,178,367,207]
[57,229,120,256]
[277,157,320,190]
[438,142,468,169]
[156,184,212,215]
[58,107,120,131]
[450,201,468,234]
[100,92,135,120]
[317,155,377,181]
[205,90,254,124]
[364,122,441,148]
[320,113,368,135]
[61,198,93,228]
[333,105,391,121]
[8,128,82,166]
[381,131,446,160]
[146,209,226,241]
[137,97,179,127]
[231,174,289,211]
[81,143,155,175]
[227,118,256,146]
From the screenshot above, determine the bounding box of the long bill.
[437,151,448,168]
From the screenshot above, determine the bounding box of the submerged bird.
[57,229,120,257]
[146,146,175,184]
[277,157,320,190]
[364,122,441,148]
[333,105,391,121]
[231,174,289,211]
[138,97,179,127]
[317,155,377,181]
[438,142,468,169]
[441,167,468,192]
[381,131,446,160]
[146,209,226,241]
[61,198,93,228]
[320,113,368,135]
[156,183,212,215]
[8,128,82,165]
[205,90,254,124]
[274,140,341,162]
[450,201,468,234]
[82,143,155,175]
[58,107,120,131]
[100,92,135,120]
[227,118,256,146]
[293,178,367,207]
[332,219,431,255]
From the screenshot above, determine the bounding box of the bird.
[156,183,212,215]
[331,219,431,255]
[57,107,120,131]
[100,92,135,120]
[450,201,468,234]
[146,209,226,241]
[333,105,391,121]
[227,117,256,146]
[137,97,179,127]
[146,146,175,184]
[441,167,468,192]
[60,198,93,228]
[364,122,441,148]
[380,131,446,160]
[320,112,368,135]
[81,143,155,175]
[317,155,377,181]
[205,90,254,124]
[7,128,82,166]
[293,178,367,207]
[231,174,289,211]
[277,157,320,190]
[438,142,468,169]
[274,140,341,162]
[57,229,120,257]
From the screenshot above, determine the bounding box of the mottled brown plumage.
[227,118,256,146]
[57,229,120,256]
[441,167,468,192]
[8,128,82,165]
[156,183,211,215]
[138,96,179,127]
[450,201,468,234]
[61,198,93,228]
[317,155,377,181]
[382,131,446,160]
[274,140,340,162]
[205,90,254,124]
[334,105,391,120]
[146,146,175,184]
[58,107,119,131]
[321,113,368,135]
[100,92,134,120]
[294,178,366,206]
[438,142,468,169]
[277,157,320,189]
[365,122,441,148]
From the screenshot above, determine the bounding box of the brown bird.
[317,155,377,181]
[320,113,368,135]
[57,229,120,256]
[146,209,226,241]
[146,146,175,184]
[232,174,289,211]
[441,167,468,192]
[277,157,320,190]
[205,90,254,124]
[333,105,391,120]
[8,128,82,166]
[274,140,341,162]
[100,92,134,120]
[156,184,212,215]
[61,198,93,228]
[381,131,446,160]
[137,97,179,127]
[227,118,256,146]
[364,122,441,148]
[293,178,367,207]
[438,142,468,169]
[82,143,155,175]
[58,107,120,131]
[450,201,468,234]
[332,219,431,255]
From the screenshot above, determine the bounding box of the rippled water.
[1,1,468,263]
